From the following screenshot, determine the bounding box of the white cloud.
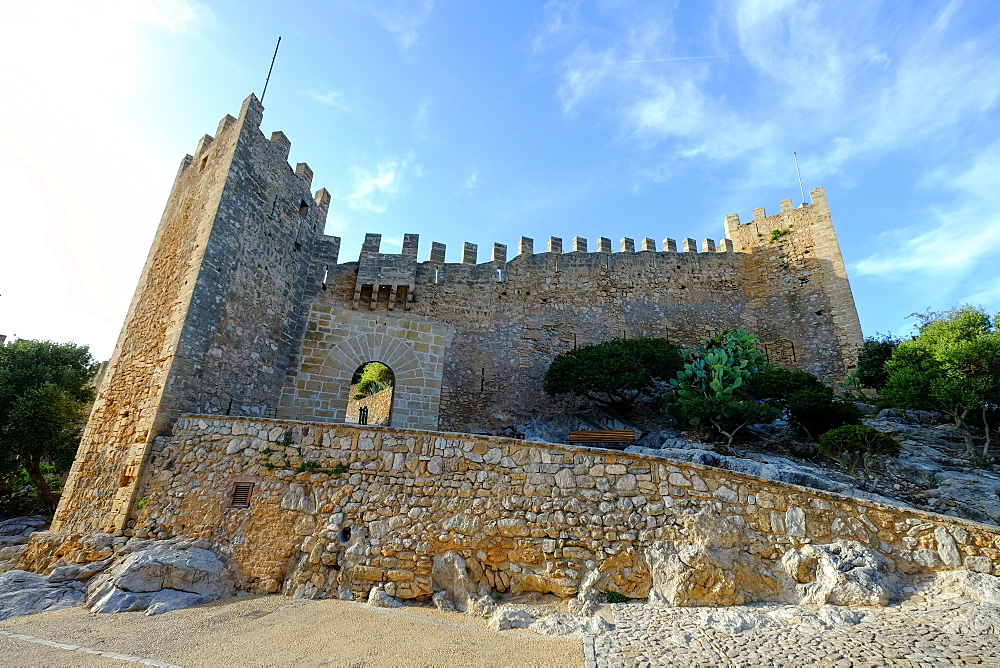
[414,97,431,140]
[530,0,1000,195]
[461,171,479,193]
[0,0,210,358]
[855,143,1000,279]
[346,153,418,213]
[365,0,435,51]
[307,90,352,112]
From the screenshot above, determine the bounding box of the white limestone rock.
[781,541,900,606]
[367,585,403,608]
[528,613,611,636]
[0,570,86,620]
[488,607,536,630]
[85,543,234,615]
[430,551,474,612]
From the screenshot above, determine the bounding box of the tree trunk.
[24,454,60,509]
[984,404,992,458]
[952,408,974,456]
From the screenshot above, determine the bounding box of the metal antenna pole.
[793,151,807,207]
[261,36,282,104]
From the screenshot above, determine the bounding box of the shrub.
[881,306,1000,457]
[544,338,683,414]
[605,591,629,604]
[747,367,861,441]
[818,425,900,473]
[675,395,780,449]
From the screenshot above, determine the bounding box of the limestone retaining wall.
[126,416,1000,602]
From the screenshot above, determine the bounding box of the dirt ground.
[0,595,582,667]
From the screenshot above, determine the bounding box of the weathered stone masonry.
[49,92,867,580]
[115,416,1000,603]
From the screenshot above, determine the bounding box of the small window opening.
[200,155,209,172]
[376,285,392,307]
[299,200,309,216]
[394,285,408,310]
[359,284,374,308]
[338,527,352,543]
[229,482,254,508]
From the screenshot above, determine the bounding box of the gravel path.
[593,594,1000,667]
[0,595,581,667]
[5,589,1000,667]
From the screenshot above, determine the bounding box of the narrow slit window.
[229,482,254,508]
[299,200,309,216]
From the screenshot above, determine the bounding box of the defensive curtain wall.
[28,417,1000,607]
[277,187,862,434]
[48,93,869,591]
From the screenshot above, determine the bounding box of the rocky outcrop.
[85,543,234,615]
[0,516,47,547]
[0,570,86,620]
[781,541,901,606]
[0,533,234,619]
[646,510,782,607]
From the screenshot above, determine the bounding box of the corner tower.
[53,95,340,534]
[724,187,863,380]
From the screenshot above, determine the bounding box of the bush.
[747,367,861,440]
[675,395,780,448]
[544,338,683,414]
[818,425,900,472]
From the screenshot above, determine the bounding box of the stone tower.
[52,95,338,534]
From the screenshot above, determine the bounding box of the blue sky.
[2,0,999,360]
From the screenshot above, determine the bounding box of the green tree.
[543,338,684,414]
[351,362,394,400]
[855,334,901,390]
[881,306,1000,456]
[0,340,95,508]
[664,329,779,447]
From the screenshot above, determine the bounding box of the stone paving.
[591,585,1000,667]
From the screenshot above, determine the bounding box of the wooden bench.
[566,430,636,450]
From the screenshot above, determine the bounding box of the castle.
[37,96,989,606]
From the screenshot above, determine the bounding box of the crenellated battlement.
[343,232,738,267]
[175,94,329,215]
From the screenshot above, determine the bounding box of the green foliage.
[0,340,95,511]
[769,228,790,243]
[544,338,684,414]
[747,367,861,441]
[605,592,629,604]
[674,395,780,448]
[818,425,900,473]
[664,329,776,446]
[881,305,1000,456]
[352,362,395,399]
[331,463,347,475]
[668,329,771,401]
[856,334,900,390]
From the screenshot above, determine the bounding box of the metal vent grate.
[229,482,254,508]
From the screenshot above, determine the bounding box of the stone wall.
[123,416,1000,603]
[278,188,862,433]
[346,386,394,426]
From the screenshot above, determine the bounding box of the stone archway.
[346,361,395,426]
[279,312,446,431]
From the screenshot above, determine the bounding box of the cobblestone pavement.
[592,592,1000,667]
